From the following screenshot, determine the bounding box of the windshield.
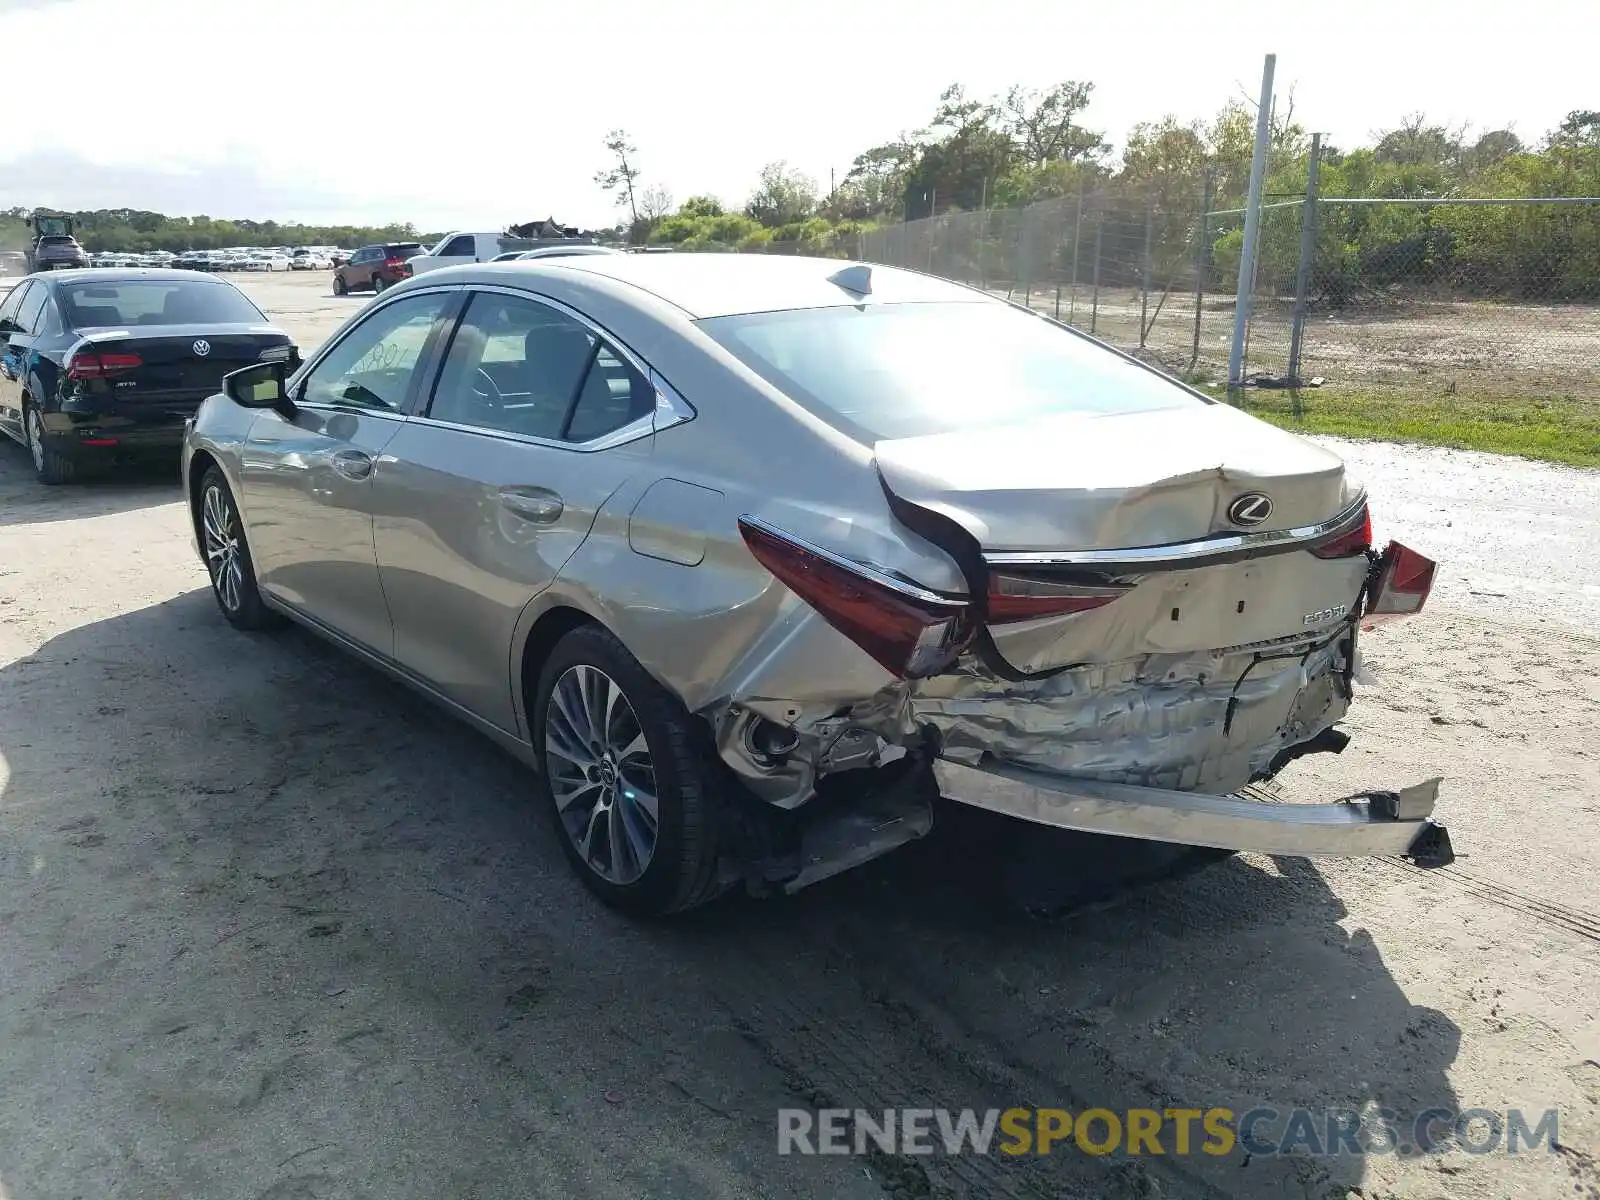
[698,302,1207,442]
[60,280,267,328]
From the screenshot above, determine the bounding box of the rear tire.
[25,404,76,485]
[532,625,727,916]
[373,275,387,293]
[197,466,278,631]
[333,274,348,296]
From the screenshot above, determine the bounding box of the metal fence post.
[1068,185,1084,324]
[1139,201,1154,349]
[1228,52,1277,391]
[1090,213,1103,336]
[1191,170,1213,371]
[1287,132,1323,385]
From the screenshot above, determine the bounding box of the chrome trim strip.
[405,410,656,453]
[983,495,1368,569]
[738,514,967,607]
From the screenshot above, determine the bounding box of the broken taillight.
[985,573,1131,623]
[1364,540,1437,625]
[1309,504,1372,559]
[738,517,973,679]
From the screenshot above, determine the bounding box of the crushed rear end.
[714,403,1450,889]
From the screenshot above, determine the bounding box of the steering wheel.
[470,366,504,414]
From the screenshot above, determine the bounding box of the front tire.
[26,405,76,484]
[532,625,727,916]
[198,466,278,631]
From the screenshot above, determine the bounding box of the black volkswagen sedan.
[0,270,297,483]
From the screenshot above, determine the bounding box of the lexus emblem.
[1227,492,1274,526]
[192,339,211,357]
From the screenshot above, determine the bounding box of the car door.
[371,287,658,732]
[239,289,458,656]
[0,280,35,440]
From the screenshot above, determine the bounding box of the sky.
[0,0,1586,232]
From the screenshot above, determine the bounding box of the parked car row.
[76,247,346,274]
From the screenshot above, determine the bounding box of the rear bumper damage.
[935,758,1453,866]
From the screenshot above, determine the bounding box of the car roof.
[464,253,988,319]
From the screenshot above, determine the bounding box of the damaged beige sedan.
[182,253,1449,915]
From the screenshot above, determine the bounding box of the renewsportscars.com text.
[777,1106,1559,1158]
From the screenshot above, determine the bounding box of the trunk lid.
[874,402,1349,551]
[874,403,1371,675]
[68,324,292,405]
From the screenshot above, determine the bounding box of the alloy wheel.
[201,483,244,613]
[544,664,660,885]
[26,409,44,473]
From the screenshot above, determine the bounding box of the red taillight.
[67,350,143,380]
[738,517,972,679]
[384,257,405,268]
[985,573,1130,623]
[1364,540,1437,626]
[1309,505,1372,559]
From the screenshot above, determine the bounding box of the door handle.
[330,449,374,480]
[498,487,564,524]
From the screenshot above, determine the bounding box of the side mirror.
[224,360,296,417]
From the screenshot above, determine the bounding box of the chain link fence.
[860,195,1229,378]
[859,192,1600,402]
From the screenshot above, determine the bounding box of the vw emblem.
[1227,492,1274,526]
[192,339,211,357]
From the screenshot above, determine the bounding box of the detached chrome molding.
[936,757,1452,864]
[985,495,1369,570]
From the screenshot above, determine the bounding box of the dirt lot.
[2,270,1599,1200]
[993,282,1600,401]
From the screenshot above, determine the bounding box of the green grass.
[1200,386,1600,469]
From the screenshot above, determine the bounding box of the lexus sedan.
[182,254,1449,916]
[1,269,296,482]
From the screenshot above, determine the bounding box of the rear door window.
[565,345,654,442]
[427,292,596,438]
[14,284,49,335]
[0,281,32,326]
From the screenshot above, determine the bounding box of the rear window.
[60,280,266,328]
[698,302,1206,442]
[384,243,424,258]
[39,235,77,245]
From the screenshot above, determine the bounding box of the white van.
[405,232,598,276]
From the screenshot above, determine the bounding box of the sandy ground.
[1,270,1599,1200]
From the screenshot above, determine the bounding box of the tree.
[745,162,818,228]
[640,184,675,223]
[679,194,725,218]
[594,129,642,226]
[1373,114,1463,167]
[1546,109,1600,152]
[831,140,917,220]
[998,81,1105,166]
